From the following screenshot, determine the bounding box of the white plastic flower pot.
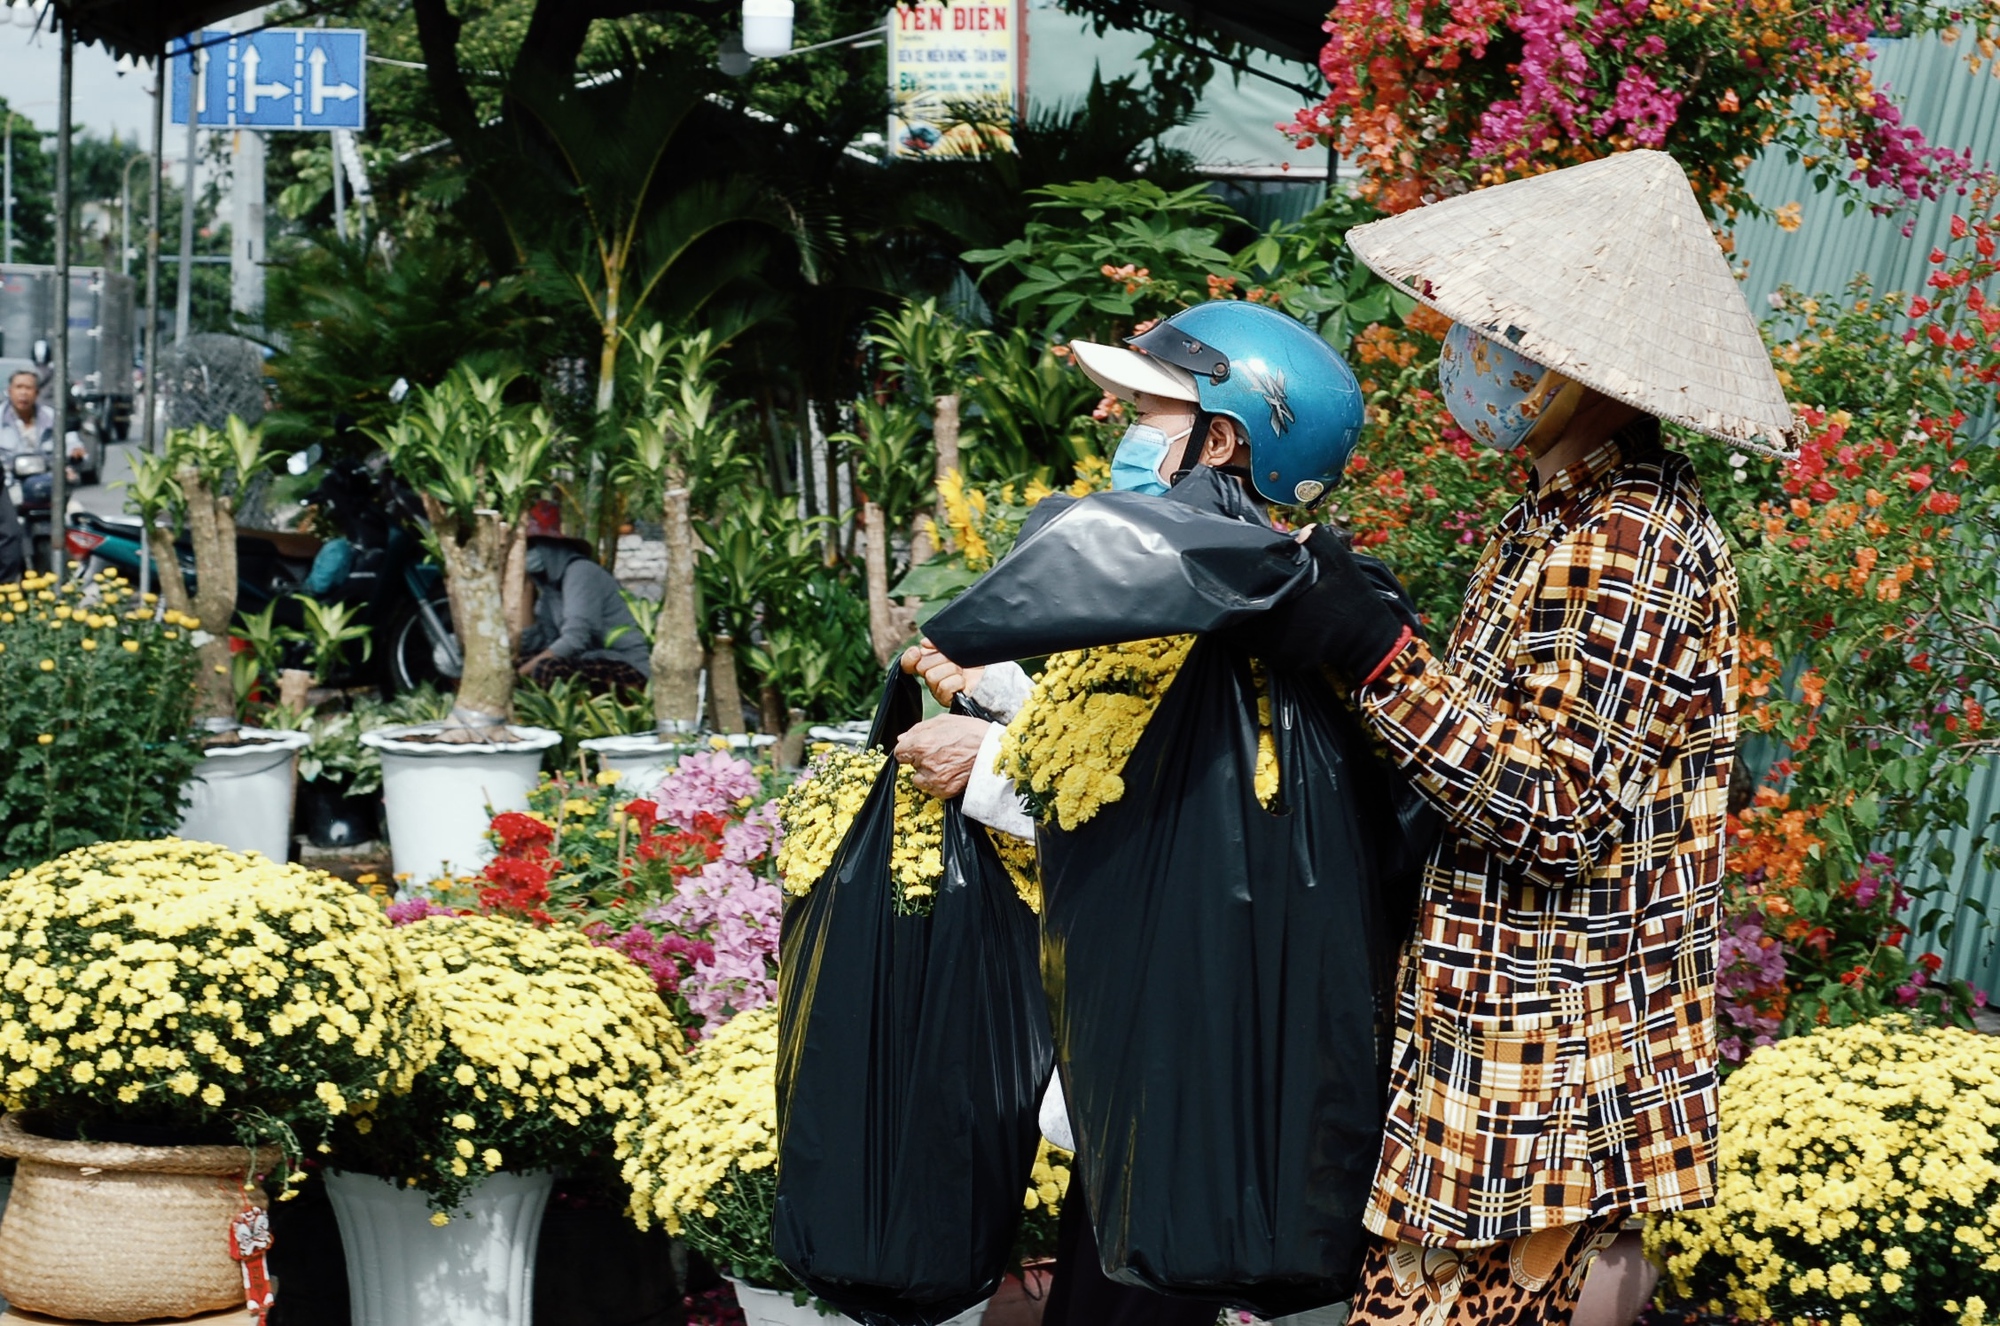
[327,1169,553,1326]
[176,727,312,861]
[361,724,562,883]
[727,1280,988,1326]
[580,732,778,793]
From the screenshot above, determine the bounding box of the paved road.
[70,436,138,520]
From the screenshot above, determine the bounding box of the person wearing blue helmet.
[888,299,1378,1326]
[1091,298,1367,507]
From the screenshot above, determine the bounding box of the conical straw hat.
[1346,151,1797,457]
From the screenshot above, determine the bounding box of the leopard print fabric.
[1345,1216,1623,1326]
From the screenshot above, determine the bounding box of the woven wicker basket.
[0,1112,282,1322]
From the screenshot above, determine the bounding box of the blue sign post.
[171,29,367,131]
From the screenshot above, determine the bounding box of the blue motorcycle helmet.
[1069,301,1366,505]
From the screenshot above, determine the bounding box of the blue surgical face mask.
[525,546,551,579]
[1110,422,1194,497]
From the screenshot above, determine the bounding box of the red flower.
[1919,951,1945,973]
[491,812,554,853]
[1926,490,1960,516]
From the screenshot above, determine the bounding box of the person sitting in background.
[514,500,651,693]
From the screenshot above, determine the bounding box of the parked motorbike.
[65,450,461,695]
[10,453,52,572]
[288,449,462,693]
[67,507,317,612]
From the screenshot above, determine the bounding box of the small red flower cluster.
[481,812,559,924]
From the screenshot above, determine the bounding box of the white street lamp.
[741,0,794,57]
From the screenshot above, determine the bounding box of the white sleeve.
[968,660,1033,723]
[961,720,1036,841]
[1039,1074,1075,1152]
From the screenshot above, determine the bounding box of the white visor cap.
[1068,340,1201,404]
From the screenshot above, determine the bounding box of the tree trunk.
[502,521,533,644]
[179,467,239,723]
[651,480,703,730]
[426,495,517,736]
[933,392,960,544]
[147,527,193,620]
[758,684,784,738]
[708,634,744,735]
[863,500,915,667]
[778,706,806,770]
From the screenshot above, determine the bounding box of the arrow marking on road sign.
[308,48,360,116]
[240,45,294,114]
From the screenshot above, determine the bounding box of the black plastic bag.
[774,671,1053,1326]
[922,478,1315,668]
[1036,638,1408,1316]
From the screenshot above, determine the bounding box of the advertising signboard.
[887,2,1022,158]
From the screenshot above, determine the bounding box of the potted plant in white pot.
[137,418,314,861]
[327,911,681,1326]
[363,366,564,881]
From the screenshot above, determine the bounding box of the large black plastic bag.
[922,468,1427,1315]
[774,670,1053,1326]
[1037,639,1408,1316]
[921,477,1314,667]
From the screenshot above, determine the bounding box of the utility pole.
[51,24,72,578]
[229,8,268,325]
[4,114,13,264]
[141,51,165,454]
[174,44,199,345]
[331,136,345,243]
[229,124,266,321]
[120,152,149,276]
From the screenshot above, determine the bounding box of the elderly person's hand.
[900,640,984,707]
[893,714,992,799]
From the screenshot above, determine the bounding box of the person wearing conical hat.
[1241,151,1783,1324]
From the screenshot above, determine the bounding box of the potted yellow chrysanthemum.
[1648,1019,2000,1325]
[620,1005,809,1319]
[328,912,681,1326]
[0,839,429,1322]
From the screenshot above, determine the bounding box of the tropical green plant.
[693,490,829,733]
[616,324,747,731]
[153,416,278,723]
[375,365,565,727]
[511,675,652,771]
[964,178,1244,340]
[286,595,374,685]
[263,239,518,449]
[962,328,1104,476]
[230,602,288,719]
[832,397,933,666]
[964,180,1408,355]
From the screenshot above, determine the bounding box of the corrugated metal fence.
[1732,35,2000,990]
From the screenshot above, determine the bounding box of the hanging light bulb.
[740,0,794,57]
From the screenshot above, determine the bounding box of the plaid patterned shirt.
[1355,425,1738,1248]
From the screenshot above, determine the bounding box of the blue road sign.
[171,29,367,131]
